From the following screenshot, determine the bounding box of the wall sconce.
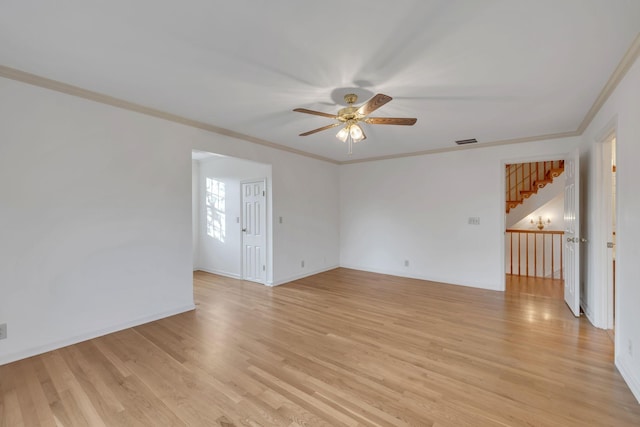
[531,216,551,230]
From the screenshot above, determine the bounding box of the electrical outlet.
[629,339,633,357]
[404,260,410,267]
[301,260,305,268]
[0,323,7,340]
[468,217,481,225]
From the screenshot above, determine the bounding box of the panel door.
[564,149,581,316]
[242,181,266,283]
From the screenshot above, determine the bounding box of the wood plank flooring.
[505,274,564,299]
[1,268,639,426]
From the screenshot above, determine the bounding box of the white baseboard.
[194,267,241,280]
[271,265,339,286]
[338,263,502,291]
[0,303,195,366]
[616,355,640,403]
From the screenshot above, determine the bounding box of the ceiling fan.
[293,93,417,154]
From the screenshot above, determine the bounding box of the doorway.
[504,159,567,299]
[604,135,617,333]
[502,152,583,317]
[192,150,272,285]
[584,124,619,332]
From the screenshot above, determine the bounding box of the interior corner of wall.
[616,355,640,404]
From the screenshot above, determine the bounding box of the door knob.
[567,237,574,243]
[242,228,247,232]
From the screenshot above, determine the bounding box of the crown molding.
[339,131,580,164]
[0,65,339,165]
[577,32,640,135]
[2,31,639,166]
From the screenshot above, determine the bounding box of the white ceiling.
[1,1,639,162]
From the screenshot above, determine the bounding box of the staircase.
[506,160,564,213]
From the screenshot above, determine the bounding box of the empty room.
[2,1,640,425]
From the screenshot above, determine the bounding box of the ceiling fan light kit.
[335,121,366,154]
[294,93,417,154]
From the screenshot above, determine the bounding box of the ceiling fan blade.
[293,108,338,119]
[366,117,417,125]
[357,93,392,116]
[299,123,341,136]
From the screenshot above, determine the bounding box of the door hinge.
[607,242,615,248]
[263,190,265,196]
[263,265,266,271]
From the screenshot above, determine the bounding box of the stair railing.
[506,160,564,213]
[505,229,564,279]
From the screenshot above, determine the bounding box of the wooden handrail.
[506,229,564,235]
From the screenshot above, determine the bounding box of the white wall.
[0,78,195,364]
[339,137,581,291]
[192,159,199,270]
[0,76,341,364]
[195,156,271,279]
[509,193,565,231]
[581,54,640,401]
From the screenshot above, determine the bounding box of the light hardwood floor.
[505,274,564,299]
[1,268,639,426]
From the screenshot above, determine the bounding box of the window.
[206,178,226,242]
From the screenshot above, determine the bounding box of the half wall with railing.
[505,229,564,279]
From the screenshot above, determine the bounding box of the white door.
[564,149,581,316]
[242,180,266,283]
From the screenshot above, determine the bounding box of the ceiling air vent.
[455,138,478,145]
